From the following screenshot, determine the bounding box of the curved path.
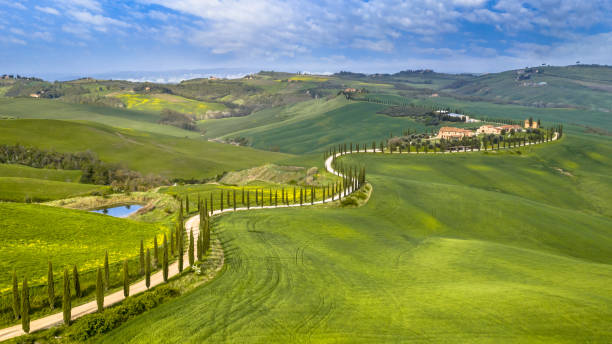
[0,131,557,341]
[0,153,354,341]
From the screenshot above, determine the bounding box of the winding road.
[0,132,558,341]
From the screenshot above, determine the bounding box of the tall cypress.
[12,269,20,320]
[189,229,195,267]
[233,190,237,210]
[153,236,159,269]
[145,249,151,289]
[170,230,175,256]
[73,265,81,298]
[63,268,71,326]
[163,234,169,282]
[96,268,103,312]
[21,277,29,334]
[139,239,145,276]
[122,260,129,297]
[220,190,224,211]
[178,228,184,273]
[104,251,110,290]
[185,194,190,214]
[247,191,250,209]
[47,261,55,309]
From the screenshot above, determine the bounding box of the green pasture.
[0,98,201,138]
[0,119,291,180]
[0,177,106,202]
[115,93,227,116]
[96,132,612,343]
[203,97,431,154]
[0,164,81,182]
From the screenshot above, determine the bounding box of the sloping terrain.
[95,132,612,343]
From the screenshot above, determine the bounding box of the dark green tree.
[162,234,169,282]
[104,251,110,290]
[73,265,81,298]
[21,277,29,333]
[178,228,184,273]
[47,261,55,309]
[63,268,71,326]
[96,268,103,312]
[185,194,190,213]
[12,269,20,320]
[123,260,129,297]
[189,229,195,267]
[145,248,151,289]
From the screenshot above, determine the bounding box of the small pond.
[91,205,142,218]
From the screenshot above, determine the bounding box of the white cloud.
[35,6,61,16]
[0,1,26,10]
[57,0,102,12]
[352,38,394,52]
[10,28,25,35]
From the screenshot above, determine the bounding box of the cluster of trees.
[158,109,198,131]
[10,199,212,333]
[322,124,561,157]
[0,144,168,191]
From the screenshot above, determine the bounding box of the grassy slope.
[115,93,227,116]
[0,119,291,179]
[0,177,105,202]
[0,164,81,182]
[0,98,201,138]
[202,97,431,154]
[0,202,163,291]
[446,65,612,110]
[0,164,105,202]
[97,132,612,343]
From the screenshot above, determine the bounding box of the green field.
[115,93,227,117]
[94,132,612,343]
[0,202,165,292]
[202,97,432,154]
[0,177,106,202]
[0,164,81,182]
[0,119,291,179]
[0,98,201,138]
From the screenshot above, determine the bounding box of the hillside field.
[93,131,612,343]
[0,119,291,180]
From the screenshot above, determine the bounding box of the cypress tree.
[63,268,71,326]
[275,190,278,207]
[220,190,224,211]
[73,265,81,298]
[139,239,145,276]
[196,228,202,261]
[145,249,151,289]
[163,234,169,282]
[12,269,20,320]
[96,268,103,312]
[170,230,175,256]
[122,260,129,297]
[210,194,213,215]
[178,229,184,273]
[153,236,159,269]
[255,188,258,205]
[197,194,201,211]
[185,194,190,214]
[247,190,250,209]
[189,229,195,267]
[21,277,29,334]
[104,251,110,290]
[242,188,245,205]
[293,187,296,204]
[47,261,55,309]
[233,190,237,210]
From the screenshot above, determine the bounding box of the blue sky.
[1,0,611,78]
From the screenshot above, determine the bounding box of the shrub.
[66,286,179,341]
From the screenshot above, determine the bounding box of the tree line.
[0,144,168,191]
[9,201,212,333]
[323,125,562,156]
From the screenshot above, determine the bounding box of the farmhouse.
[524,119,539,129]
[436,126,475,140]
[344,88,357,93]
[477,125,501,135]
[499,124,523,132]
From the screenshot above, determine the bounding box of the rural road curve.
[0,131,557,341]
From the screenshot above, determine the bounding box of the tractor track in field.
[0,131,559,342]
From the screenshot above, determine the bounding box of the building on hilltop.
[436,126,475,140]
[477,125,501,135]
[524,118,539,129]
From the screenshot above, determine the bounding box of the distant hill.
[442,64,612,111]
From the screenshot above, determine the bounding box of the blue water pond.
[91,205,142,218]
